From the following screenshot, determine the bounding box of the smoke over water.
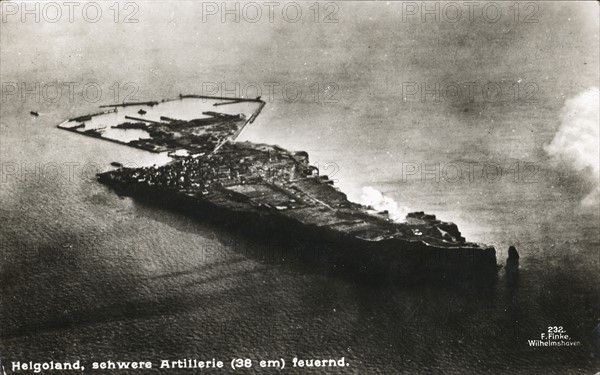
[360,187,409,223]
[545,87,600,211]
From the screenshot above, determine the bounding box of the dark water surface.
[1,2,599,374]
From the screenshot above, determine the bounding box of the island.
[58,95,498,281]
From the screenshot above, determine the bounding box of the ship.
[58,95,498,282]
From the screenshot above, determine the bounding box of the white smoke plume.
[545,87,600,210]
[360,186,409,222]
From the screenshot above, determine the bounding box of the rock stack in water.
[508,246,520,261]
